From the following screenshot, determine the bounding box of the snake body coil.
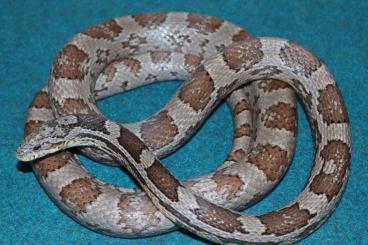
[16,13,351,244]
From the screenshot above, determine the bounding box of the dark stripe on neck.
[77,132,149,191]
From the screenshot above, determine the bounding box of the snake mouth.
[15,146,36,162]
[15,142,67,162]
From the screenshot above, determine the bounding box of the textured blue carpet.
[1,0,367,244]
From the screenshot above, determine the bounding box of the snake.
[15,13,351,244]
[18,13,298,237]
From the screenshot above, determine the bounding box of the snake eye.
[33,145,41,151]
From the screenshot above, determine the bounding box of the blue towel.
[1,0,367,244]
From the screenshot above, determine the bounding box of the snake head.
[16,115,80,162]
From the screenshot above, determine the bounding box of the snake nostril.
[33,145,41,151]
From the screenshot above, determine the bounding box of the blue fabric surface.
[1,0,367,244]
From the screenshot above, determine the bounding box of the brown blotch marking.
[150,51,171,64]
[121,58,142,74]
[25,120,43,136]
[187,13,224,33]
[233,99,251,114]
[258,79,290,93]
[132,13,168,28]
[31,91,52,109]
[192,197,249,234]
[258,203,316,236]
[279,41,322,77]
[146,160,181,202]
[178,69,215,111]
[52,44,89,80]
[140,110,178,151]
[118,126,146,162]
[223,39,263,71]
[248,144,289,182]
[33,152,72,178]
[310,140,351,201]
[60,177,102,213]
[82,19,122,39]
[184,54,203,73]
[234,123,252,138]
[213,170,243,200]
[317,84,348,125]
[102,61,118,82]
[231,29,252,43]
[262,102,297,135]
[59,98,93,114]
[227,149,246,162]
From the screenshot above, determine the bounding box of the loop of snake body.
[23,13,298,237]
[16,13,351,244]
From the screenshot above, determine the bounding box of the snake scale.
[16,13,351,244]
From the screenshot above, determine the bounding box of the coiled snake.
[16,13,351,244]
